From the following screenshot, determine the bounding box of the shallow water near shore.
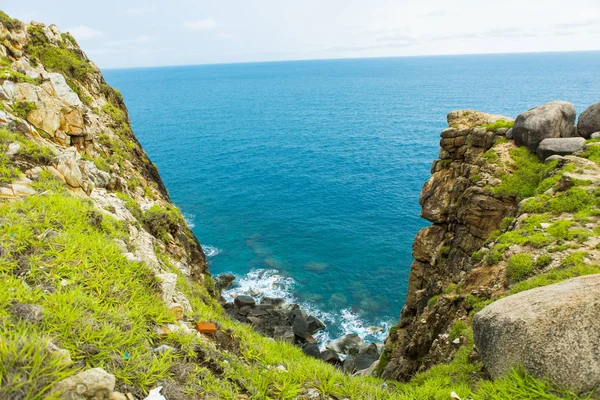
[104,52,600,342]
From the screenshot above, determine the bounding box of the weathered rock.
[49,368,116,399]
[306,315,326,334]
[513,101,577,151]
[291,310,309,339]
[213,273,236,292]
[326,333,364,356]
[353,343,379,370]
[591,132,600,139]
[577,101,600,138]
[55,148,83,187]
[354,360,379,377]
[302,343,321,358]
[81,160,111,188]
[273,326,295,344]
[234,295,255,308]
[473,275,600,393]
[536,137,585,160]
[342,357,356,374]
[318,349,341,365]
[43,72,83,107]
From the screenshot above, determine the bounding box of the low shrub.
[506,253,534,282]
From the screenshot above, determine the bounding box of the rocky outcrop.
[473,275,600,393]
[577,101,600,138]
[536,137,585,160]
[513,101,577,151]
[381,110,518,381]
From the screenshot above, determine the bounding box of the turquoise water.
[104,52,600,342]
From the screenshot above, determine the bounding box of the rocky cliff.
[381,102,600,395]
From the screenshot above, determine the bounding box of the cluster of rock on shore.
[214,273,381,375]
[510,100,600,160]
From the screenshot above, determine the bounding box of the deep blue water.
[104,52,600,342]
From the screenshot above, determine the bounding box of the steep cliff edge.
[381,105,600,394]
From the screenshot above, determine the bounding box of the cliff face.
[382,105,600,389]
[381,111,518,380]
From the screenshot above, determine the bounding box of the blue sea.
[104,52,600,343]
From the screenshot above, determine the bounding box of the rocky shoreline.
[214,273,382,375]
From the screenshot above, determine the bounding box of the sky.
[2,0,600,69]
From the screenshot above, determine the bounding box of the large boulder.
[513,101,576,151]
[536,137,585,160]
[326,333,364,356]
[577,101,600,138]
[473,275,600,393]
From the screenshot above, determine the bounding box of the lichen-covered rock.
[49,368,116,399]
[577,101,600,138]
[473,275,600,393]
[513,101,577,151]
[536,137,585,160]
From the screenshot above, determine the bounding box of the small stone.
[109,392,128,400]
[275,365,287,372]
[154,326,172,337]
[249,288,261,297]
[540,223,551,229]
[49,368,115,399]
[6,142,20,156]
[452,338,461,344]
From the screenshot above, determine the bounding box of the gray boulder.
[273,326,295,344]
[326,333,364,355]
[513,101,576,151]
[577,101,600,138]
[234,295,255,308]
[473,274,600,393]
[318,349,341,365]
[591,132,600,139]
[536,137,585,160]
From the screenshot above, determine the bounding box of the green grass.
[0,127,53,184]
[521,187,600,215]
[492,147,560,201]
[482,119,514,132]
[25,28,93,81]
[10,101,37,120]
[506,254,534,282]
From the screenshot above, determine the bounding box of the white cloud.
[66,25,102,40]
[124,6,156,16]
[184,17,218,31]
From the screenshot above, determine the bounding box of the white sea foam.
[183,213,196,229]
[222,268,392,349]
[203,245,222,257]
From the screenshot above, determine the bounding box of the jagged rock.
[49,368,115,399]
[326,333,364,355]
[213,273,236,292]
[234,295,256,308]
[447,110,513,129]
[55,148,83,187]
[318,349,341,365]
[536,137,585,160]
[291,310,309,339]
[473,275,600,393]
[513,101,577,151]
[412,225,446,262]
[302,343,321,358]
[81,160,111,188]
[577,101,600,138]
[43,72,83,107]
[306,315,326,334]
